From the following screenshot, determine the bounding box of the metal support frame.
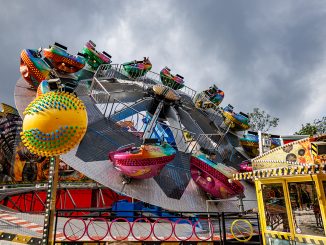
[65,189,77,209]
[0,183,125,213]
[95,63,198,101]
[34,190,46,209]
[142,101,164,140]
[53,208,261,244]
[90,75,224,154]
[42,156,59,245]
[3,196,22,212]
[206,199,257,214]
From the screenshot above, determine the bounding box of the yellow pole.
[42,156,60,245]
[315,174,326,236]
[255,180,267,245]
[282,179,295,242]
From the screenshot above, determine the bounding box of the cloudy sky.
[0,0,325,135]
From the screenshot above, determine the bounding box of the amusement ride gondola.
[13,41,257,212]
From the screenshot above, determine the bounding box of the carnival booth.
[233,134,326,245]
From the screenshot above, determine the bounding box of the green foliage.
[296,117,326,136]
[248,108,279,133]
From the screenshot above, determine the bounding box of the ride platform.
[15,67,256,211]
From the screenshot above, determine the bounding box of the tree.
[315,117,326,134]
[295,117,326,136]
[248,108,279,133]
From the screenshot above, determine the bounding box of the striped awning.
[232,163,326,180]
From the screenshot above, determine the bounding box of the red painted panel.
[0,188,131,214]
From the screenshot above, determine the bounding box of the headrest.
[47,78,61,90]
[247,131,258,135]
[77,52,86,58]
[54,42,67,50]
[43,57,54,69]
[143,138,160,144]
[102,51,112,58]
[239,112,249,118]
[89,40,96,47]
[164,67,171,71]
[270,134,281,138]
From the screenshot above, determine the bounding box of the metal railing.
[54,209,261,244]
[108,97,199,152]
[138,70,197,99]
[191,108,234,161]
[90,78,202,152]
[186,133,221,154]
[194,92,222,112]
[95,64,198,99]
[90,71,233,155]
[94,64,123,80]
[90,77,112,115]
[192,93,230,135]
[0,182,135,221]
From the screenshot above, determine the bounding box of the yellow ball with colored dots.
[21,91,88,157]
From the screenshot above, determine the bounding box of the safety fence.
[95,64,197,100]
[107,98,201,152]
[140,70,197,100]
[90,78,226,154]
[91,67,239,162]
[94,64,126,81]
[54,209,261,244]
[194,92,222,114]
[94,64,221,118]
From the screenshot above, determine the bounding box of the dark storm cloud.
[0,0,325,134]
[165,0,326,134]
[0,0,125,105]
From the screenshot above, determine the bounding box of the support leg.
[42,156,59,245]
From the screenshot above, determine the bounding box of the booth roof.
[232,163,326,181]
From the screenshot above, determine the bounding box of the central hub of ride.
[152,84,181,102]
